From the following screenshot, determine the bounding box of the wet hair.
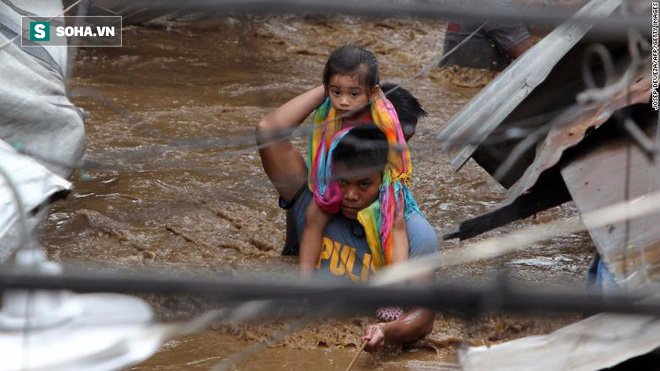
[381,83,427,140]
[332,124,388,174]
[323,44,379,90]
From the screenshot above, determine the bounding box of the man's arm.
[362,307,435,351]
[256,85,326,203]
[506,38,533,59]
[362,213,439,351]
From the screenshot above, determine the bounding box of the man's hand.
[362,323,387,352]
[361,307,435,352]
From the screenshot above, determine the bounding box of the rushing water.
[41,15,595,370]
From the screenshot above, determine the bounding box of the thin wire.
[118,0,647,32]
[4,105,573,179]
[212,312,314,370]
[12,21,490,177]
[382,22,487,95]
[375,187,660,286]
[211,237,365,370]
[0,101,603,197]
[57,99,592,181]
[72,21,480,151]
[5,264,660,313]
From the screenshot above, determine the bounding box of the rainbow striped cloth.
[307,91,422,268]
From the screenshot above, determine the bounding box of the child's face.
[327,74,374,120]
[334,163,381,220]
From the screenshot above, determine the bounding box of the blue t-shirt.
[281,188,440,283]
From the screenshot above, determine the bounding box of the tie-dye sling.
[307,90,423,268]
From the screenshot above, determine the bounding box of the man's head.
[381,83,427,141]
[331,124,388,219]
[323,45,380,120]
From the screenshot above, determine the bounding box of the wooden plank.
[561,111,660,289]
[444,169,571,240]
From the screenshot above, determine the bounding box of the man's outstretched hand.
[362,323,387,352]
[361,307,435,352]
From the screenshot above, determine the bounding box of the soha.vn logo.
[30,22,50,41]
[30,21,115,41]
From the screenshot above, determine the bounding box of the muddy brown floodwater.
[41,15,595,370]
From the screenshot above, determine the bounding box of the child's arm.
[390,211,409,265]
[299,202,332,278]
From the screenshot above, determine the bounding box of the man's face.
[334,163,381,220]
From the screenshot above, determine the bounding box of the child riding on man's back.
[299,45,411,278]
[257,44,435,344]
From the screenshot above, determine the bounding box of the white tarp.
[461,312,660,370]
[0,0,85,178]
[0,0,85,260]
[0,141,72,244]
[0,292,161,371]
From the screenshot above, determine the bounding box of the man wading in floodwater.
[256,83,440,350]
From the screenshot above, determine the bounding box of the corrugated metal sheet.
[445,73,651,241]
[503,74,652,205]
